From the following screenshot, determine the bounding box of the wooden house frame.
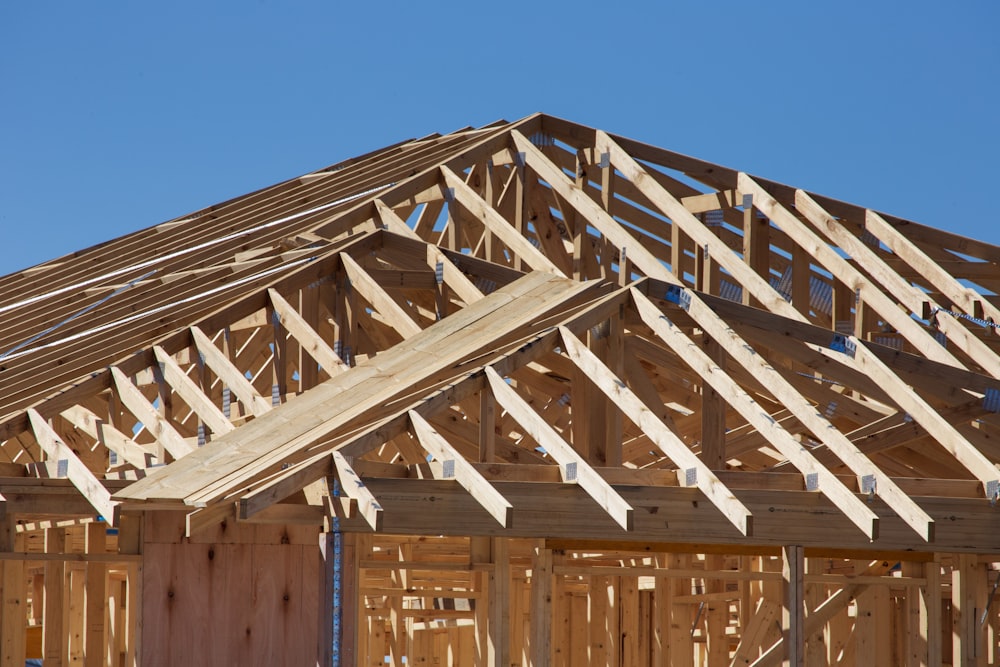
[1,113,1000,665]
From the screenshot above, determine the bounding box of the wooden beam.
[60,404,154,470]
[865,209,1000,333]
[27,409,115,521]
[153,345,234,436]
[190,325,272,417]
[266,288,349,376]
[647,286,936,541]
[408,410,513,527]
[530,542,553,667]
[373,201,486,306]
[750,559,894,667]
[332,450,383,531]
[558,325,753,537]
[441,166,566,277]
[796,192,1000,379]
[488,537,510,666]
[110,366,194,459]
[631,290,881,540]
[781,545,804,667]
[484,366,634,531]
[340,253,423,339]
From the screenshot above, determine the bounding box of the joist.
[60,404,155,470]
[333,450,383,531]
[441,166,566,277]
[153,345,235,436]
[794,192,1000,378]
[629,292,879,539]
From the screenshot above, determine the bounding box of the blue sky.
[2,1,997,275]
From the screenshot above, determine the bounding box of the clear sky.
[2,1,997,276]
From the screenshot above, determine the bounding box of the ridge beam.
[440,166,567,278]
[484,366,634,531]
[60,405,155,470]
[153,345,235,437]
[340,253,423,339]
[558,326,754,537]
[629,292,878,540]
[190,325,272,417]
[333,450,383,531]
[266,288,349,376]
[408,410,513,528]
[28,408,116,521]
[110,366,194,459]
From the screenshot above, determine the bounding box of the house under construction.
[2,113,1000,666]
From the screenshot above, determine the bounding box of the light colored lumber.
[631,291,881,539]
[484,366,634,531]
[190,325,272,417]
[27,409,115,520]
[408,410,513,527]
[558,325,753,537]
[60,404,154,470]
[110,366,194,459]
[153,345,234,436]
[266,288,349,376]
[340,253,423,339]
[441,166,566,277]
[332,450,383,531]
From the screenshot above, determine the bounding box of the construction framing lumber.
[3,113,1000,665]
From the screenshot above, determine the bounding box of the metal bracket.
[861,474,877,501]
[442,459,455,479]
[564,461,578,482]
[830,333,856,358]
[435,261,444,285]
[806,472,819,492]
[988,480,1000,506]
[57,459,68,478]
[598,152,610,169]
[685,468,697,487]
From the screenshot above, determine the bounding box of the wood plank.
[60,404,154,470]
[484,367,634,531]
[266,288,349,376]
[408,410,513,527]
[441,166,566,277]
[27,410,116,521]
[333,451,383,531]
[190,325,272,418]
[631,290,880,540]
[340,253,423,339]
[110,366,194,459]
[781,545,804,667]
[558,325,753,537]
[153,345,234,437]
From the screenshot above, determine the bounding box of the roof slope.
[4,114,1000,551]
